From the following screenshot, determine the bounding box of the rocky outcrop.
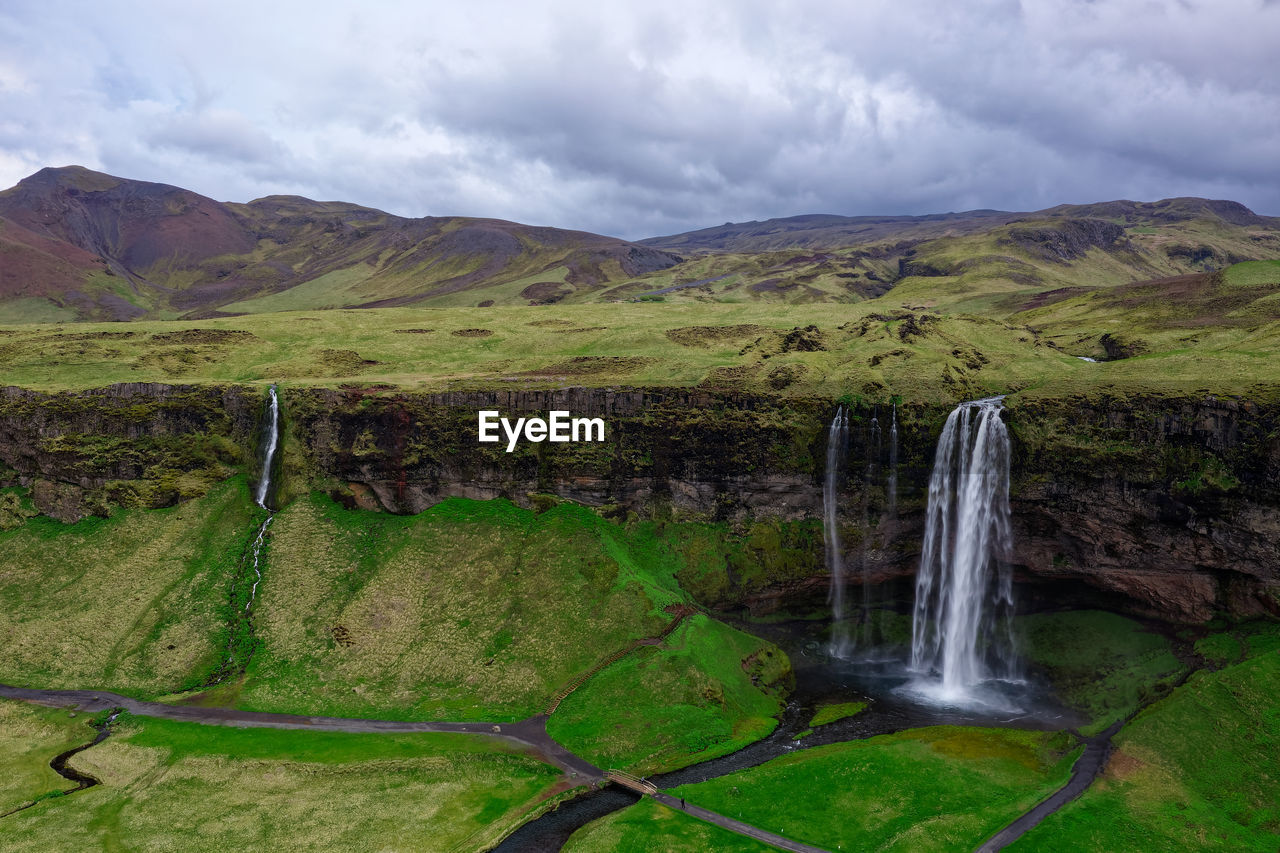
[1008,394,1280,621]
[0,383,262,520]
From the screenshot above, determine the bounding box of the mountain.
[0,166,681,321]
[623,198,1280,306]
[1,166,1278,321]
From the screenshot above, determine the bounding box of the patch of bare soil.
[451,328,494,338]
[523,356,655,376]
[150,329,258,345]
[319,348,380,376]
[665,324,770,347]
[521,281,574,304]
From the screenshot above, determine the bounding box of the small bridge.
[605,769,658,795]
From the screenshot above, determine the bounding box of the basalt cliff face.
[1,383,1276,623]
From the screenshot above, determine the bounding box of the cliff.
[1,383,1276,623]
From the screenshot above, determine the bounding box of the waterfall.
[909,396,1018,701]
[887,403,898,518]
[254,385,279,509]
[858,408,882,648]
[246,385,279,612]
[213,385,281,681]
[824,406,849,655]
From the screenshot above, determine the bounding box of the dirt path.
[0,684,602,783]
[974,720,1122,852]
[1,682,831,851]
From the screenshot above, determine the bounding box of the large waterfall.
[909,396,1018,703]
[824,406,850,655]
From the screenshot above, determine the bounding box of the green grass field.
[234,494,793,745]
[1010,622,1280,852]
[546,613,789,775]
[0,478,261,696]
[0,703,565,852]
[0,700,95,816]
[1017,610,1187,734]
[566,726,1081,852]
[3,292,1277,405]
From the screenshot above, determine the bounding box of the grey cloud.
[0,0,1277,240]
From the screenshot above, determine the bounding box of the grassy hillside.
[546,613,789,775]
[0,478,260,695]
[232,495,792,740]
[1010,621,1280,852]
[2,168,1276,319]
[4,295,1277,405]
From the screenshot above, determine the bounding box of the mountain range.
[1,165,1278,322]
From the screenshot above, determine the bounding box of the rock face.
[2,382,1277,623]
[282,387,832,520]
[1008,395,1280,622]
[0,383,262,520]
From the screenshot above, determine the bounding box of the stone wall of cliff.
[1,382,1275,623]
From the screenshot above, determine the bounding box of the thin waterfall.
[887,403,898,518]
[254,385,279,509]
[909,396,1018,700]
[246,385,279,613]
[214,385,280,681]
[824,406,849,655]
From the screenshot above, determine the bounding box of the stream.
[497,614,1082,851]
[0,710,119,819]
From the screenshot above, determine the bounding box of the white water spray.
[824,406,849,654]
[909,396,1018,703]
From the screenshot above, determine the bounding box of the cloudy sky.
[2,0,1277,239]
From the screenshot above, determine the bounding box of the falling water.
[824,406,850,655]
[212,386,280,680]
[245,385,279,613]
[908,396,1018,704]
[254,385,279,509]
[858,409,882,648]
[887,403,899,518]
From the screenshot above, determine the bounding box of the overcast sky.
[2,0,1277,239]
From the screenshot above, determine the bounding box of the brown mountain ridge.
[1,165,1278,321]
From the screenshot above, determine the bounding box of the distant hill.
[1,166,1277,321]
[0,166,681,321]
[639,198,1278,252]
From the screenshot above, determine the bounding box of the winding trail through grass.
[974,720,1121,852]
[0,682,831,851]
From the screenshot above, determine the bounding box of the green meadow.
[0,702,564,852]
[566,727,1081,852]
